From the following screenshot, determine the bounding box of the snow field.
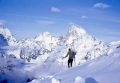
[30,41,120,83]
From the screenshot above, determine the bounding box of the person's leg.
[68,59,70,68]
[71,59,73,67]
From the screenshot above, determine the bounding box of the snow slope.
[30,40,120,83]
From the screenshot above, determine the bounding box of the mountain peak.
[0,27,17,45]
[2,26,7,29]
[34,32,51,41]
[66,25,86,37]
[42,32,50,36]
[0,27,12,37]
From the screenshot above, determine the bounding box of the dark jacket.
[64,51,75,60]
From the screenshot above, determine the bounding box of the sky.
[0,0,120,43]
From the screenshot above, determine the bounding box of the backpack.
[73,51,76,59]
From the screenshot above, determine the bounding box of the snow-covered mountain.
[0,26,18,46]
[51,25,108,67]
[0,25,108,64]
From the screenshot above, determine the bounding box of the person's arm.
[63,52,69,59]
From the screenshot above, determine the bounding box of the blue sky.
[0,0,120,43]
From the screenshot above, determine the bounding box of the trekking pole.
[73,42,75,51]
[62,58,63,71]
[73,41,76,66]
[74,58,76,66]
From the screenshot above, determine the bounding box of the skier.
[62,48,76,68]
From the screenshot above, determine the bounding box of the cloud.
[51,7,61,12]
[81,15,87,19]
[1,46,17,50]
[0,20,6,25]
[6,14,86,24]
[93,3,111,8]
[37,20,56,25]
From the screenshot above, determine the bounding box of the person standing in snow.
[62,48,76,68]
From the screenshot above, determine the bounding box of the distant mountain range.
[0,25,108,65]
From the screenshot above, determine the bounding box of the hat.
[69,48,71,51]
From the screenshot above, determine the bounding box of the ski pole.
[74,58,76,66]
[62,58,63,71]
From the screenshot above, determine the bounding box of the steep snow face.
[35,32,51,41]
[0,27,18,46]
[66,25,86,37]
[34,32,61,47]
[65,25,86,44]
[0,27,12,37]
[0,34,8,47]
